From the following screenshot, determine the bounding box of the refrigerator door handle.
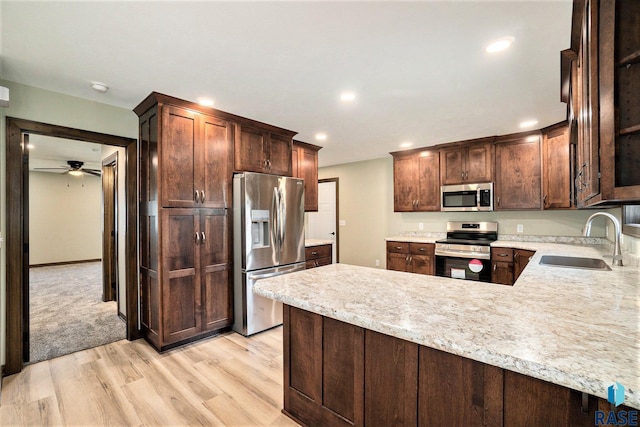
[272,186,280,256]
[279,188,286,250]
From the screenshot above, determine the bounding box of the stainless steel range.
[435,221,498,282]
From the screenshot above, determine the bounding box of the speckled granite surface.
[304,239,334,247]
[254,242,640,409]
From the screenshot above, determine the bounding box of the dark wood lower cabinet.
[283,304,616,427]
[365,331,417,426]
[419,347,503,427]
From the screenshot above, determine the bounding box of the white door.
[306,180,338,263]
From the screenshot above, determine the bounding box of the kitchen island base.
[282,304,629,427]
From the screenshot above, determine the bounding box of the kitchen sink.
[539,255,611,271]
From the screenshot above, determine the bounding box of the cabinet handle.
[514,253,519,260]
[195,190,200,203]
[405,255,410,263]
[461,171,465,180]
[497,253,509,257]
[419,247,425,252]
[395,246,402,250]
[543,194,548,206]
[200,190,205,202]
[311,251,318,256]
[195,232,200,243]
[314,261,319,267]
[201,232,206,243]
[497,197,500,206]
[493,264,496,271]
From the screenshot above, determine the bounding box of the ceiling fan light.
[68,170,83,176]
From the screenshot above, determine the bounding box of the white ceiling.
[1,1,573,167]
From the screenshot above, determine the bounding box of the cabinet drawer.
[305,244,332,260]
[491,247,514,262]
[306,257,332,269]
[386,241,409,254]
[409,243,434,256]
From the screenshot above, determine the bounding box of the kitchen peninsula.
[254,242,639,426]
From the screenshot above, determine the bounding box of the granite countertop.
[305,239,334,247]
[254,241,640,408]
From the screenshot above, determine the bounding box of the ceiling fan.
[35,160,101,177]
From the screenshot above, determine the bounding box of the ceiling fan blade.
[83,169,101,177]
[33,167,69,170]
[83,168,101,173]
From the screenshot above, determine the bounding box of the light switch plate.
[517,224,524,233]
[339,219,346,227]
[419,223,424,230]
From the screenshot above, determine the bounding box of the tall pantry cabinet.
[135,93,233,350]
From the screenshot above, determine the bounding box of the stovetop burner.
[436,221,498,247]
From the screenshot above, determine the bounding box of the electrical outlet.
[375,259,380,267]
[418,223,424,230]
[517,224,524,233]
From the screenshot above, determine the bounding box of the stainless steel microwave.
[441,183,493,212]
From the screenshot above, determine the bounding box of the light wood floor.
[0,327,299,426]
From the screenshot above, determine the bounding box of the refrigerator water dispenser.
[251,209,270,248]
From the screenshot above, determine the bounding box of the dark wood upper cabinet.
[292,140,322,212]
[495,132,542,210]
[542,122,573,209]
[160,106,233,209]
[569,0,640,205]
[391,148,440,212]
[234,123,294,176]
[439,138,494,185]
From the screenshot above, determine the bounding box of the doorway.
[306,178,339,263]
[5,117,138,375]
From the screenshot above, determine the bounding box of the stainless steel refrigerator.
[232,172,306,336]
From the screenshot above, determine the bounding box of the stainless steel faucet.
[583,212,623,266]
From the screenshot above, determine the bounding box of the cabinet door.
[466,142,494,182]
[492,261,513,285]
[440,147,466,185]
[161,209,200,344]
[293,142,321,212]
[514,249,535,282]
[543,124,572,209]
[387,253,410,272]
[199,115,232,208]
[200,209,232,332]
[393,154,419,211]
[268,133,293,176]
[235,124,267,173]
[417,150,440,211]
[495,136,542,210]
[411,255,434,276]
[161,106,198,207]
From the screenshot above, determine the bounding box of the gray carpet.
[29,261,126,364]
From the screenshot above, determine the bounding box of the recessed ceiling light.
[519,119,539,129]
[315,133,327,141]
[198,98,215,107]
[340,91,356,102]
[485,36,515,54]
[399,141,413,148]
[91,81,108,93]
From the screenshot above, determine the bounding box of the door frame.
[318,177,339,263]
[6,117,139,375]
[102,151,118,305]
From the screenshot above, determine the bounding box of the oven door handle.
[435,250,490,260]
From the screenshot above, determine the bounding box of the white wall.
[29,171,102,264]
[0,80,138,367]
[319,156,638,269]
